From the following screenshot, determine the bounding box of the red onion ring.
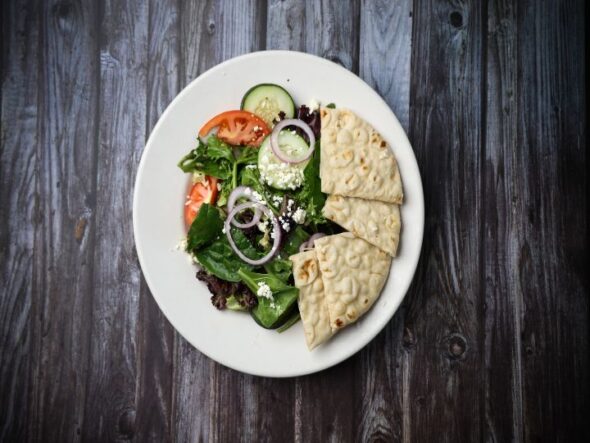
[227,186,262,228]
[225,202,281,266]
[270,119,316,164]
[298,233,326,252]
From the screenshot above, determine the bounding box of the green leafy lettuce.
[195,228,262,282]
[186,203,224,251]
[293,144,326,225]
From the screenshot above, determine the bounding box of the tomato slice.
[184,176,218,228]
[199,110,270,146]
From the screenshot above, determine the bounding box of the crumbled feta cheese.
[270,227,278,240]
[216,182,221,191]
[257,220,269,233]
[257,282,273,300]
[245,164,257,170]
[292,208,306,224]
[260,162,304,190]
[280,218,291,232]
[175,238,188,250]
[221,226,226,234]
[272,195,283,206]
[287,199,295,212]
[252,191,263,202]
[308,98,320,111]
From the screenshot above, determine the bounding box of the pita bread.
[322,195,401,257]
[319,107,403,204]
[314,233,391,330]
[290,250,334,350]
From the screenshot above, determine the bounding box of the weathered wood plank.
[405,0,485,441]
[356,1,412,441]
[134,0,180,440]
[483,0,524,441]
[514,1,588,441]
[0,0,40,440]
[266,0,305,50]
[29,0,101,440]
[360,0,412,131]
[305,0,360,72]
[80,1,148,440]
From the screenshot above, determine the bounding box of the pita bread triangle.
[314,233,391,331]
[319,107,403,204]
[290,249,334,350]
[322,195,401,257]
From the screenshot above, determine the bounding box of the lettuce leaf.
[186,203,224,251]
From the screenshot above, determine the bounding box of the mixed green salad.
[178,84,340,331]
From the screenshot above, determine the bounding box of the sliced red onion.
[225,202,281,266]
[298,241,310,252]
[307,233,326,248]
[227,186,261,228]
[270,119,316,164]
[199,126,219,144]
[298,233,326,252]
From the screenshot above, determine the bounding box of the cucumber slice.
[241,83,296,126]
[257,131,311,190]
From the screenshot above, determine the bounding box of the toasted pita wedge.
[322,195,401,257]
[319,107,403,204]
[314,233,391,330]
[290,250,334,350]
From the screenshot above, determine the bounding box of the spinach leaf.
[264,258,293,282]
[186,203,224,251]
[277,312,301,333]
[238,269,300,329]
[237,268,290,293]
[294,144,326,224]
[281,226,310,257]
[195,229,260,282]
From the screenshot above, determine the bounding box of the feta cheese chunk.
[257,282,273,300]
[292,208,306,224]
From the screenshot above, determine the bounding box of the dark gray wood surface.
[1,0,587,441]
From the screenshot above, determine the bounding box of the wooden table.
[1,0,587,441]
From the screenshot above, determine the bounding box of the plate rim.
[133,50,424,377]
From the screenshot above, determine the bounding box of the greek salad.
[178,84,340,331]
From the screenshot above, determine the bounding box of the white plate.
[133,51,424,377]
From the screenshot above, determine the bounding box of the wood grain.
[0,0,40,440]
[484,0,524,440]
[514,1,588,440]
[0,0,588,441]
[360,0,412,131]
[80,0,148,440]
[31,0,101,440]
[405,0,485,441]
[134,0,179,440]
